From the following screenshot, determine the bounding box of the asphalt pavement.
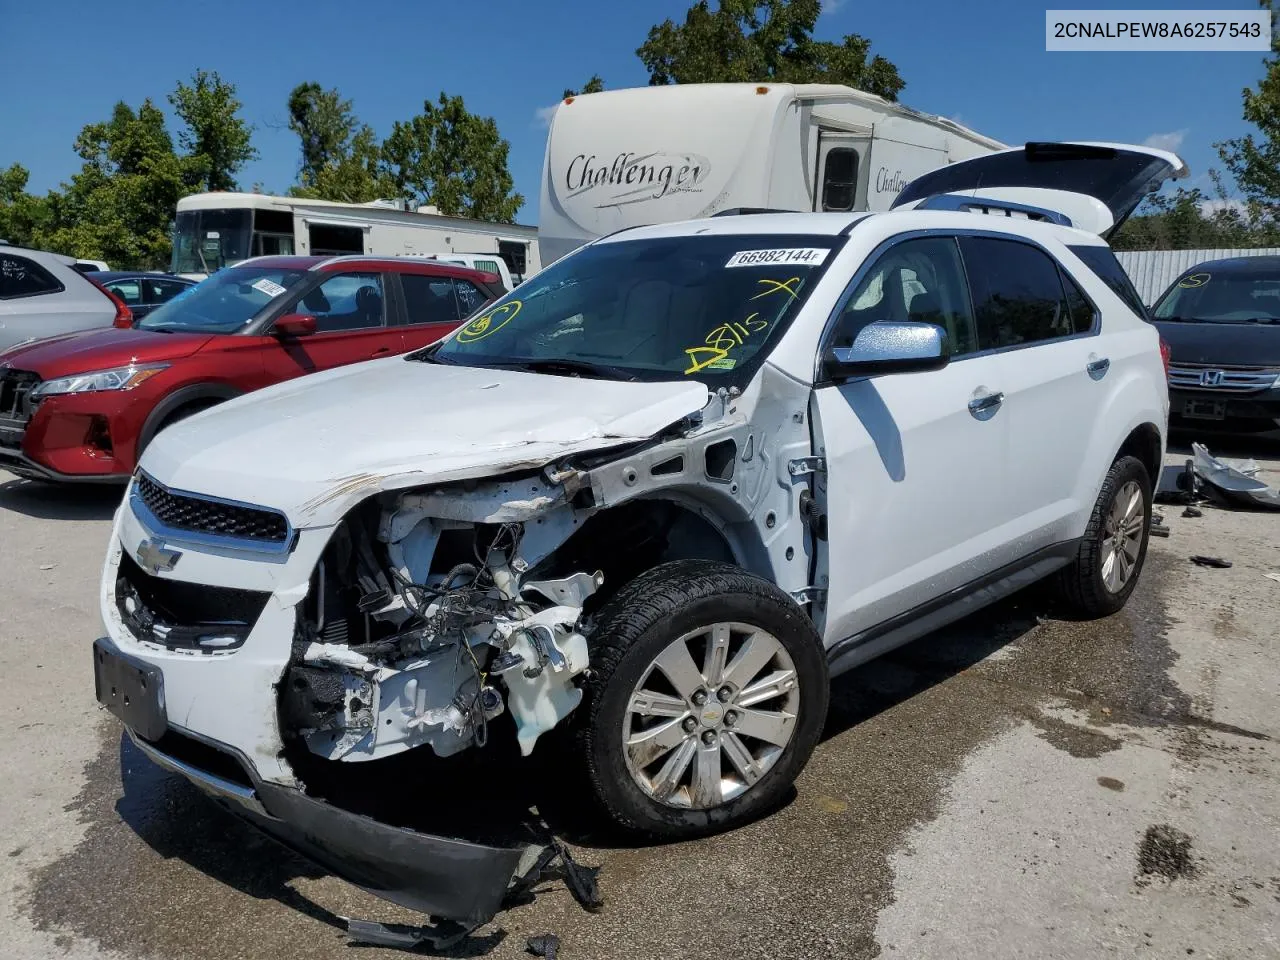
[1,441,1277,960]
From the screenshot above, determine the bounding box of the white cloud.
[535,103,559,128]
[1142,129,1189,153]
[820,0,846,13]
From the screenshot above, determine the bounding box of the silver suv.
[0,244,125,352]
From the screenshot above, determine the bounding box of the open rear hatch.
[891,141,1189,238]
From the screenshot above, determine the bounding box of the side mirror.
[822,321,949,380]
[274,314,317,338]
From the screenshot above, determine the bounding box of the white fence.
[1116,248,1280,306]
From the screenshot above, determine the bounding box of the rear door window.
[401,274,492,324]
[959,237,1077,349]
[0,254,64,299]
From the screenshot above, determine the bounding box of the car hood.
[0,327,214,376]
[141,357,712,528]
[1153,320,1280,367]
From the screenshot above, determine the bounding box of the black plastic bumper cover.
[245,782,526,926]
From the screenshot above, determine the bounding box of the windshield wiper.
[490,357,639,381]
[1243,317,1280,324]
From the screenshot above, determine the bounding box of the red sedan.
[0,255,503,482]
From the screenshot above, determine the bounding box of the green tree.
[382,93,523,221]
[1217,0,1280,215]
[286,82,396,203]
[169,69,257,192]
[637,0,905,100]
[41,100,188,268]
[0,164,52,247]
[563,75,606,98]
[1112,183,1280,251]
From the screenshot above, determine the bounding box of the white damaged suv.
[93,142,1181,929]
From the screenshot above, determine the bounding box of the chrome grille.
[0,368,39,449]
[132,471,291,545]
[1168,362,1280,393]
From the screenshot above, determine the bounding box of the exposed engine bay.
[283,493,604,763]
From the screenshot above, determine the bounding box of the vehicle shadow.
[0,475,123,521]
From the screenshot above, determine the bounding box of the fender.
[136,382,245,460]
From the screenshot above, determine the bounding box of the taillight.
[1158,336,1171,378]
[89,279,134,329]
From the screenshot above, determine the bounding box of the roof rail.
[711,207,797,217]
[917,194,1073,227]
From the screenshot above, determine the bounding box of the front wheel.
[1053,455,1152,617]
[571,560,829,840]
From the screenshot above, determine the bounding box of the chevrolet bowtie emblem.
[136,538,181,575]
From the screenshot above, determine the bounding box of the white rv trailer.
[171,192,541,282]
[537,82,1008,265]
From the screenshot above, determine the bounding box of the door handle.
[968,390,1005,419]
[1087,357,1111,379]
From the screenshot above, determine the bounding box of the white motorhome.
[172,192,540,283]
[538,82,1007,265]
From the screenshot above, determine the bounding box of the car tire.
[1053,455,1152,618]
[571,559,829,840]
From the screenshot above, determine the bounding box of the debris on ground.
[1264,572,1280,584]
[1150,515,1171,538]
[1190,555,1233,569]
[1182,506,1203,518]
[1189,443,1280,510]
[343,826,602,953]
[1137,824,1197,881]
[527,933,562,958]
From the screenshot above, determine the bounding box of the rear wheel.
[1053,455,1152,617]
[572,560,829,839]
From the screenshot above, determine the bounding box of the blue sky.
[0,0,1267,222]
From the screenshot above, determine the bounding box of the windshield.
[171,208,253,275]
[1152,271,1280,323]
[429,233,839,382]
[138,265,305,333]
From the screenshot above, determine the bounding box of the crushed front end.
[94,465,609,927]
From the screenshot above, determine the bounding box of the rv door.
[890,141,1189,237]
[815,132,871,213]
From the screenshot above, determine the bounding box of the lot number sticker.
[252,278,288,298]
[725,248,829,268]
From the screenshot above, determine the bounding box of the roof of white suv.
[597,210,1110,248]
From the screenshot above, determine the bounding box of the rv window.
[309,224,364,256]
[822,148,859,212]
[960,237,1076,348]
[498,240,527,279]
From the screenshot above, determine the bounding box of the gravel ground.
[1,439,1277,960]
